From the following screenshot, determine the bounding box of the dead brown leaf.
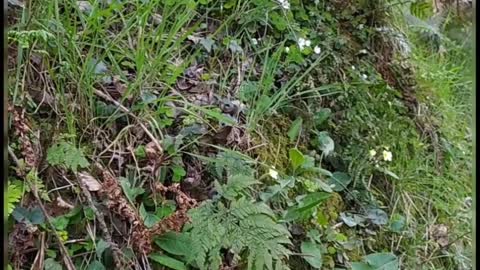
[78,172,102,192]
[430,224,449,248]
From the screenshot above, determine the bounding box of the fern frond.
[6,181,23,217]
[182,174,291,270]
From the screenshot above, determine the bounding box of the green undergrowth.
[7,0,472,269]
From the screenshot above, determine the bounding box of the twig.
[76,173,124,268]
[30,187,76,270]
[94,89,163,154]
[30,232,45,270]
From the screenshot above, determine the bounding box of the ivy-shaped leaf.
[301,241,323,269]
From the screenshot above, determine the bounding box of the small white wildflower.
[369,149,377,157]
[298,38,307,50]
[251,38,258,45]
[314,45,321,54]
[269,168,279,179]
[285,47,290,53]
[361,74,368,80]
[359,49,368,54]
[382,150,393,162]
[305,39,311,47]
[358,24,364,30]
[278,0,290,9]
[351,65,356,70]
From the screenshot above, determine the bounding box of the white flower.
[298,38,311,50]
[359,49,367,54]
[382,150,393,162]
[351,65,356,70]
[358,24,364,30]
[361,74,368,80]
[298,38,306,50]
[269,168,279,179]
[285,47,290,53]
[369,149,377,157]
[314,46,321,54]
[278,0,290,9]
[251,38,258,45]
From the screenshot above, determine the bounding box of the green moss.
[316,192,344,225]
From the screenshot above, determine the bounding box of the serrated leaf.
[289,148,305,170]
[149,254,187,270]
[288,118,303,142]
[301,241,323,269]
[317,132,334,156]
[328,172,351,192]
[314,108,331,127]
[47,142,89,172]
[51,216,69,230]
[154,232,190,256]
[270,11,288,31]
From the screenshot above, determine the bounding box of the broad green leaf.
[389,214,406,232]
[12,207,45,225]
[154,232,190,256]
[140,204,161,228]
[311,167,333,177]
[288,118,303,142]
[365,253,399,270]
[352,253,399,270]
[119,177,144,203]
[301,241,323,268]
[196,106,236,126]
[328,172,351,192]
[172,166,186,182]
[87,260,106,270]
[96,239,110,258]
[289,148,305,170]
[317,132,334,156]
[155,204,176,219]
[44,258,62,270]
[149,254,187,270]
[284,192,331,221]
[314,179,333,193]
[351,262,375,270]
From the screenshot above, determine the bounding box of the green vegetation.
[7,0,472,269]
